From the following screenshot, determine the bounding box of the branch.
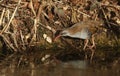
[0,0,21,35]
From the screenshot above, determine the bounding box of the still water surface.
[0,48,120,76]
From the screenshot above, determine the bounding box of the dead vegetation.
[0,0,120,52]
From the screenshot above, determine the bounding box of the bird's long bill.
[53,35,61,41]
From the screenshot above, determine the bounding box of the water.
[0,60,120,76]
[0,48,120,76]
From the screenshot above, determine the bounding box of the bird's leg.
[83,39,88,60]
[90,36,96,60]
[83,39,95,61]
[91,35,96,49]
[90,49,95,61]
[83,39,89,50]
[89,35,96,49]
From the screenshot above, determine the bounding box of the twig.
[6,9,10,21]
[101,7,111,28]
[2,35,17,51]
[11,19,19,49]
[12,33,19,49]
[77,10,91,18]
[20,30,25,49]
[17,55,24,67]
[0,0,21,35]
[36,0,46,19]
[29,18,37,45]
[100,3,120,10]
[28,0,36,16]
[42,11,49,19]
[0,8,5,25]
[38,22,56,33]
[0,4,15,9]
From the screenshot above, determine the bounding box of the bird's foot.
[83,45,95,61]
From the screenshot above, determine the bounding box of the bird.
[54,20,103,50]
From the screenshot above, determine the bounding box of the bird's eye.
[55,30,62,37]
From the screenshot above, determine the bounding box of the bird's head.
[53,30,69,41]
